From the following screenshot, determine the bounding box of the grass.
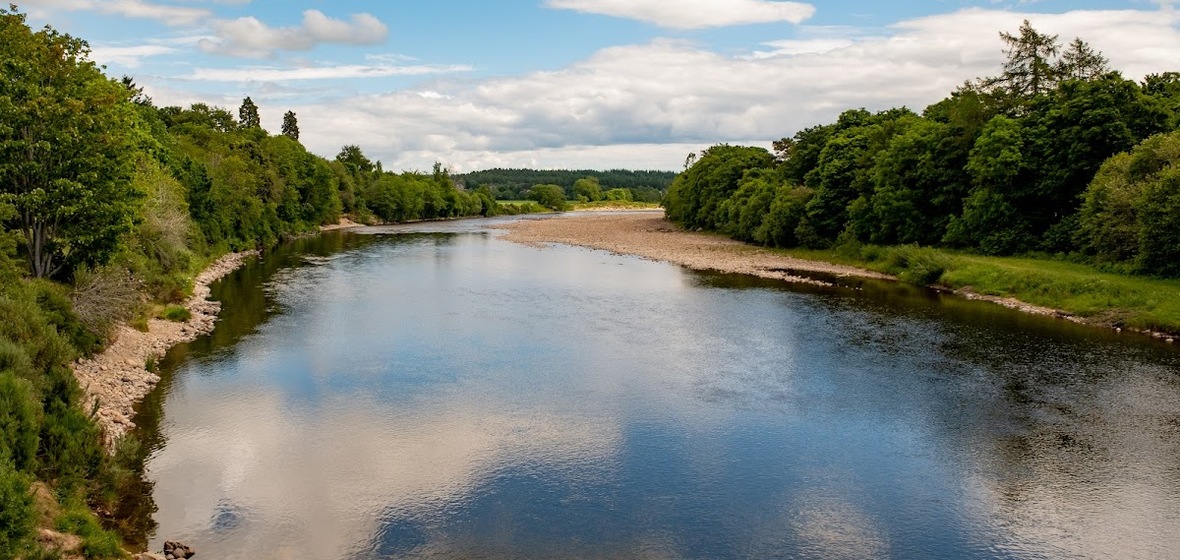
[159,304,191,322]
[54,505,124,559]
[569,200,661,210]
[773,243,1180,334]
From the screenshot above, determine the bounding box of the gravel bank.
[495,211,891,285]
[497,212,1179,342]
[72,250,259,450]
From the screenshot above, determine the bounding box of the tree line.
[664,21,1180,278]
[458,168,674,202]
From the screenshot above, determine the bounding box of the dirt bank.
[320,216,362,231]
[495,211,891,286]
[72,251,259,450]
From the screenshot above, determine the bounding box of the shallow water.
[133,217,1180,559]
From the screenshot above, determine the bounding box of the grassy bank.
[569,201,661,211]
[774,242,1180,334]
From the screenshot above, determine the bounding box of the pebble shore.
[495,211,891,285]
[72,250,259,450]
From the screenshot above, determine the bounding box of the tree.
[1057,38,1109,81]
[0,7,141,278]
[281,110,299,141]
[994,20,1061,99]
[120,75,152,106]
[1078,131,1180,276]
[602,188,632,202]
[528,184,567,211]
[336,145,374,176]
[663,145,774,230]
[944,115,1029,253]
[573,177,601,202]
[239,96,260,128]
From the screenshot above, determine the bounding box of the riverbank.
[495,211,891,286]
[496,212,1180,340]
[72,250,259,450]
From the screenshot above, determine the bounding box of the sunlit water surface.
[132,217,1180,559]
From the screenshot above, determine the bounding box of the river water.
[131,216,1180,560]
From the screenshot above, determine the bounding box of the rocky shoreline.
[72,250,259,450]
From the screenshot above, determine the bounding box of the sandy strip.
[320,217,363,231]
[72,250,259,450]
[494,211,891,286]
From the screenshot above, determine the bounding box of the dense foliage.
[665,21,1180,278]
[458,168,675,202]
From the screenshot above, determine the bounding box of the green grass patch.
[54,505,124,559]
[159,305,190,322]
[772,243,1180,333]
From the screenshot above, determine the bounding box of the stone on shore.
[163,540,197,559]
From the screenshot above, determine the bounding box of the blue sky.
[17,0,1180,171]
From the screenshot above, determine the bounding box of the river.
[129,216,1180,559]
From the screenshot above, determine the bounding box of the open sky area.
[16,0,1180,172]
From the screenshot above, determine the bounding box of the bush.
[881,245,952,285]
[0,461,37,560]
[161,305,191,322]
[0,289,77,379]
[0,372,40,472]
[56,506,125,559]
[38,368,103,484]
[70,266,141,339]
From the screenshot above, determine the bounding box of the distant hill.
[456,168,677,201]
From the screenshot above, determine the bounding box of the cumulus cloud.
[198,9,388,58]
[544,0,816,29]
[20,0,210,26]
[143,7,1180,172]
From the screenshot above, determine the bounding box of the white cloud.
[198,9,388,58]
[184,62,472,82]
[144,7,1180,172]
[20,0,210,26]
[88,44,179,67]
[545,0,816,29]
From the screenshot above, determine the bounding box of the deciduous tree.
[0,7,141,278]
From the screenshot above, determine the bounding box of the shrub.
[38,368,103,484]
[0,290,77,378]
[55,506,125,559]
[881,245,952,285]
[70,266,141,339]
[0,460,37,560]
[161,305,191,322]
[0,372,40,472]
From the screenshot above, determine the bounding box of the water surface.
[135,217,1180,559]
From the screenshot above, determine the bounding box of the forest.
[665,21,1180,279]
[458,168,674,202]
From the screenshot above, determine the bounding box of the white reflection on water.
[960,362,1180,560]
[149,387,622,559]
[142,227,1180,560]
